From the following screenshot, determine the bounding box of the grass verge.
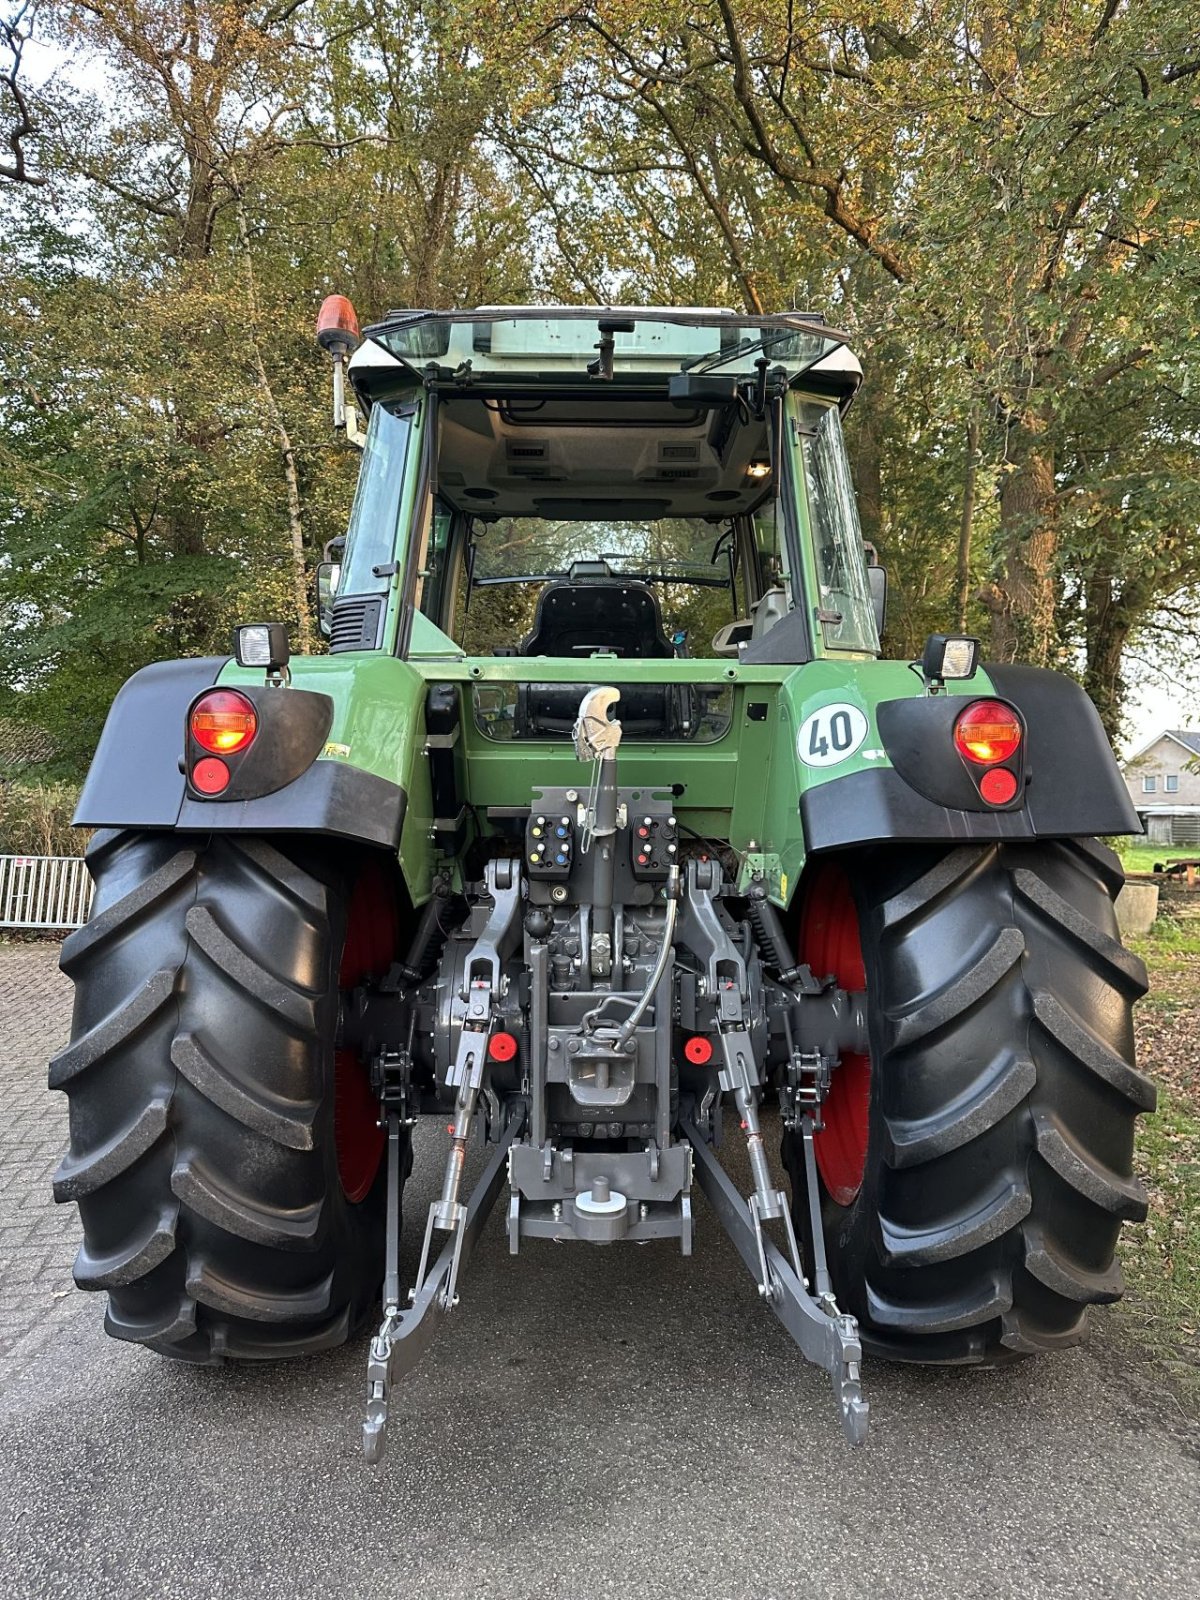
[1116,840,1200,878]
[1116,890,1200,1407]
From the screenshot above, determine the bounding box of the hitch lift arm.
[363,1105,525,1464]
[678,858,868,1446]
[681,1112,869,1446]
[363,858,524,1465]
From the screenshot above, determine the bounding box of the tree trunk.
[412,159,459,306]
[1082,572,1129,744]
[166,412,208,560]
[250,345,312,655]
[954,410,979,631]
[984,430,1057,664]
[1083,530,1151,745]
[235,200,313,652]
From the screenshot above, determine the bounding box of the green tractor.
[51,307,1153,1457]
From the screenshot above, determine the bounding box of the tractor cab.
[322,307,880,672]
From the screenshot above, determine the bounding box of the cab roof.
[349,306,862,405]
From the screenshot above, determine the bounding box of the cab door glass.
[752,496,793,605]
[799,402,879,653]
[340,404,414,596]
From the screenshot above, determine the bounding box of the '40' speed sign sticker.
[797,703,869,767]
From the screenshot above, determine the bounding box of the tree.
[492,0,1200,731]
[0,0,542,770]
[1,1,45,185]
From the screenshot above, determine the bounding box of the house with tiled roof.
[1121,729,1200,844]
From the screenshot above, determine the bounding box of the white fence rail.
[0,855,93,930]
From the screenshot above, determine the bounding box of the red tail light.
[190,690,257,755]
[979,767,1019,805]
[190,757,231,795]
[953,700,1022,765]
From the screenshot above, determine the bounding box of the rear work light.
[953,700,1022,765]
[233,622,290,674]
[190,690,258,755]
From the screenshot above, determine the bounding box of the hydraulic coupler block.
[630,812,678,878]
[526,811,575,879]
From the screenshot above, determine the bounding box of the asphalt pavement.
[1,942,1197,1600]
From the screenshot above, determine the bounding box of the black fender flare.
[800,665,1140,853]
[74,658,407,851]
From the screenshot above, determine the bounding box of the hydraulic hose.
[613,864,681,1046]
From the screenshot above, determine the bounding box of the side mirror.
[316,560,341,637]
[867,564,887,636]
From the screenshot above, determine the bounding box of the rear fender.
[73,657,408,852]
[799,664,1139,854]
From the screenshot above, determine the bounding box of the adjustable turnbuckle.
[414,991,493,1312]
[716,1003,805,1300]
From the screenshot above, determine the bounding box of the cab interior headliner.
[436,394,773,519]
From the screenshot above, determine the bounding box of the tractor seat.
[520,577,676,659]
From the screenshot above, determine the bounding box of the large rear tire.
[784,838,1154,1363]
[50,829,404,1363]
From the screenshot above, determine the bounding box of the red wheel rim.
[797,862,870,1207]
[335,869,397,1202]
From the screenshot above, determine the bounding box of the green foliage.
[1,0,1197,773]
[487,0,1200,720]
[0,0,540,774]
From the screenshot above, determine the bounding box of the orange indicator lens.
[953,700,1022,765]
[191,690,258,756]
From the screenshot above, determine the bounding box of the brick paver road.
[2,939,1198,1600]
[0,945,78,1375]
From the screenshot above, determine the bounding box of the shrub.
[0,781,88,857]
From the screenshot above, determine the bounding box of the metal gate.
[0,855,93,930]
